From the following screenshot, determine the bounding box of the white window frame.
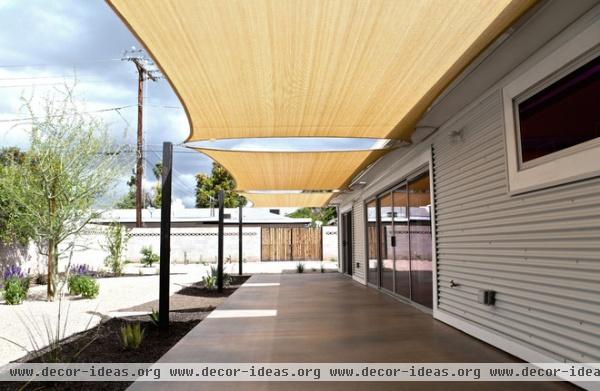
[502,17,600,194]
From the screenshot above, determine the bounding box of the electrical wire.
[0,105,137,123]
[0,59,122,69]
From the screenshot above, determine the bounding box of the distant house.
[93,207,311,228]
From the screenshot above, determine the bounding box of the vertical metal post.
[217,190,224,293]
[135,65,144,228]
[238,203,243,275]
[159,142,172,331]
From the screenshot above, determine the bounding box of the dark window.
[518,55,600,164]
[269,209,280,215]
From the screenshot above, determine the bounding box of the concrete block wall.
[1,224,338,274]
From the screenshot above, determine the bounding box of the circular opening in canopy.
[186,137,391,152]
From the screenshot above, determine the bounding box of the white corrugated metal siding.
[352,202,366,279]
[432,91,600,362]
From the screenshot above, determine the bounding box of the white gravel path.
[0,264,207,365]
[0,260,337,365]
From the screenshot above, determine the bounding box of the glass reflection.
[392,185,410,298]
[378,193,394,292]
[408,173,433,308]
[366,199,379,286]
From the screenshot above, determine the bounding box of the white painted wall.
[1,224,338,274]
[322,225,339,262]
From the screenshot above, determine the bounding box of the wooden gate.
[261,227,322,261]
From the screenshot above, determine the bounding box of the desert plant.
[296,262,305,273]
[201,274,216,290]
[67,264,90,295]
[71,264,91,276]
[78,276,99,299]
[103,222,130,276]
[68,274,99,299]
[0,88,128,300]
[3,265,26,280]
[3,278,29,305]
[120,323,144,350]
[149,308,159,327]
[140,246,159,267]
[2,266,29,305]
[209,265,232,287]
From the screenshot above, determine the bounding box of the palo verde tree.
[1,90,127,300]
[0,147,32,245]
[195,162,246,207]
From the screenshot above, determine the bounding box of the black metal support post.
[238,203,243,275]
[159,142,172,331]
[217,190,224,293]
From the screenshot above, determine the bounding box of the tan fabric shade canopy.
[195,148,387,191]
[108,0,534,206]
[108,0,534,142]
[241,192,333,208]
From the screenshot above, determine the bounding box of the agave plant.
[120,323,144,350]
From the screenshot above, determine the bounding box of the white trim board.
[434,309,600,391]
[502,16,600,194]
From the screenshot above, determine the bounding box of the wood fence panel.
[261,227,322,261]
[261,227,292,261]
[291,227,322,261]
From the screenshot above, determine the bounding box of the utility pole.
[122,47,159,228]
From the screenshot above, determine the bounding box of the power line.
[0,58,122,69]
[146,149,196,193]
[0,105,137,123]
[0,78,138,88]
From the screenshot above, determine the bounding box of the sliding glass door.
[378,192,394,292]
[392,184,411,299]
[408,172,433,308]
[365,169,433,309]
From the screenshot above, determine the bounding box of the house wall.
[322,225,339,262]
[335,0,600,369]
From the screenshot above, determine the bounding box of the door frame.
[361,147,438,313]
[341,211,353,276]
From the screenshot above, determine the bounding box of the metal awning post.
[238,203,243,275]
[217,189,224,293]
[159,142,172,331]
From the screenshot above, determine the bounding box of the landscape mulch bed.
[1,275,250,391]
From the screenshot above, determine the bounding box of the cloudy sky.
[0,0,380,208]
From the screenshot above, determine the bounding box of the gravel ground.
[0,264,209,365]
[0,261,337,365]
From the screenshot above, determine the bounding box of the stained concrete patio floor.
[130,273,575,391]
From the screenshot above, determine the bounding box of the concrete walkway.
[130,273,574,391]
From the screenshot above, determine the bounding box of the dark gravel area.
[1,275,250,391]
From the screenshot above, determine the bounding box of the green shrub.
[120,323,144,350]
[68,275,99,298]
[296,262,305,273]
[103,223,130,276]
[3,277,29,305]
[140,246,159,267]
